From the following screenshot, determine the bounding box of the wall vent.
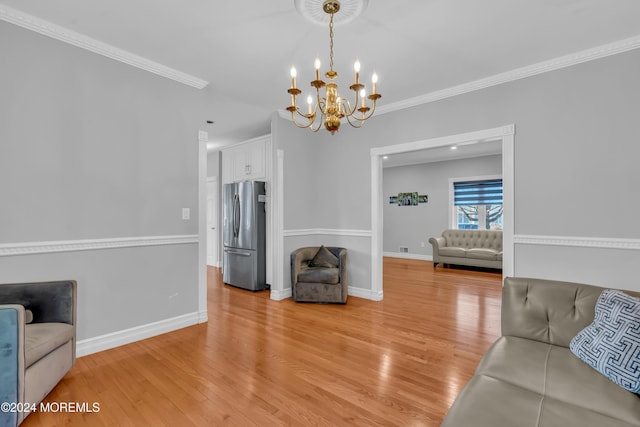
[399,247,409,253]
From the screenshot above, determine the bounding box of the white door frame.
[197,131,208,323]
[370,125,515,300]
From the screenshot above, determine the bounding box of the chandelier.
[287,0,381,134]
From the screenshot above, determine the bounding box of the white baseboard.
[270,288,292,301]
[383,251,433,261]
[76,311,205,357]
[348,287,383,301]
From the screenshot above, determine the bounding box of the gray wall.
[383,155,502,256]
[273,48,640,293]
[0,23,210,342]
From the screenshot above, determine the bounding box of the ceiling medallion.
[287,0,380,134]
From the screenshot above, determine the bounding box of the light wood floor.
[24,258,502,426]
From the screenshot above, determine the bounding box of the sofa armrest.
[0,305,26,423]
[290,247,319,285]
[429,236,445,258]
[336,248,347,286]
[0,281,76,326]
[429,236,445,248]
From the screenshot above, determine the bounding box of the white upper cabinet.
[222,136,268,183]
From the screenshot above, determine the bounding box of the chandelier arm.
[344,98,378,128]
[344,112,366,128]
[339,97,356,117]
[290,108,316,129]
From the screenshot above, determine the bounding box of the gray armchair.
[0,280,77,426]
[291,246,348,303]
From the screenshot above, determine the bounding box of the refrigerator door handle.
[226,250,252,257]
[232,194,240,237]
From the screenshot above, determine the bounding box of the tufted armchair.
[291,246,348,303]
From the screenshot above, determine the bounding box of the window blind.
[454,179,503,206]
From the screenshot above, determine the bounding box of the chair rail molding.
[0,4,209,89]
[283,228,372,238]
[0,235,199,257]
[514,235,640,251]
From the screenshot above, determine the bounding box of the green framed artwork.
[389,193,428,205]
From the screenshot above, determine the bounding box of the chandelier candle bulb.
[360,88,366,106]
[372,72,378,94]
[307,94,313,114]
[290,66,297,89]
[354,60,360,84]
[314,58,321,80]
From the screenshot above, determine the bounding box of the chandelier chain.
[329,10,335,72]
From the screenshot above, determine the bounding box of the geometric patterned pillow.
[570,289,640,393]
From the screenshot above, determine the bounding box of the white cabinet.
[222,137,267,183]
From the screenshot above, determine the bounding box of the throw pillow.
[309,245,339,268]
[570,289,640,393]
[25,309,33,324]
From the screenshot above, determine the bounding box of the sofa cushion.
[468,336,640,426]
[466,248,498,261]
[570,289,640,393]
[439,247,467,258]
[442,373,640,427]
[298,267,340,284]
[25,322,75,368]
[309,245,339,268]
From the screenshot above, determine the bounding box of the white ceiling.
[2,0,640,148]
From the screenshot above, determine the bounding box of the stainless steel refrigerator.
[222,180,267,291]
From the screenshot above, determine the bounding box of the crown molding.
[0,3,209,89]
[0,234,199,257]
[278,34,640,121]
[514,234,640,251]
[376,35,640,116]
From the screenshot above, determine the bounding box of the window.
[451,177,503,230]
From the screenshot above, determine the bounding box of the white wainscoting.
[0,235,199,257]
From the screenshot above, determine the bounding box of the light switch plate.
[182,208,190,220]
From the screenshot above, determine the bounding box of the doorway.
[370,125,515,300]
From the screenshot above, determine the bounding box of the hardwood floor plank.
[22,258,501,426]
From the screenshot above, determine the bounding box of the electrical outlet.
[182,208,190,220]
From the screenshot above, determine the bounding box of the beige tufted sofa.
[442,277,640,426]
[429,229,502,269]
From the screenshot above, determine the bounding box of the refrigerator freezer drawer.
[223,248,266,291]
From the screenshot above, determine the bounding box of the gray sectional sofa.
[442,277,640,427]
[429,229,502,269]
